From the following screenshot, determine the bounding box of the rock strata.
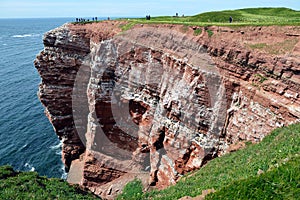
[35,22,300,199]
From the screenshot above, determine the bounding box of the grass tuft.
[206,29,214,37]
[254,74,268,83]
[193,28,202,36]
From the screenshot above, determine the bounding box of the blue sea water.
[0,18,74,178]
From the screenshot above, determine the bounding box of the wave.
[50,141,62,155]
[61,165,68,179]
[50,142,67,179]
[24,163,35,172]
[50,142,62,150]
[20,143,29,151]
[12,34,40,38]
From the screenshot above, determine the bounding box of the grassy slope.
[0,166,99,199]
[118,123,300,199]
[206,156,300,200]
[127,7,300,26]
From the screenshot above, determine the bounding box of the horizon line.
[0,6,298,20]
[0,16,143,20]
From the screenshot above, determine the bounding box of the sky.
[0,0,299,18]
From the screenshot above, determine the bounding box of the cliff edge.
[34,21,300,199]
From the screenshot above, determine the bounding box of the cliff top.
[69,7,300,61]
[69,20,300,61]
[74,7,300,26]
[135,7,300,26]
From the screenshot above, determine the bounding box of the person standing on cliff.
[229,16,233,23]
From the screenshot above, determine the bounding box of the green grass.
[193,28,202,36]
[122,7,300,28]
[0,166,99,199]
[188,7,300,25]
[254,74,268,83]
[206,155,300,200]
[206,29,214,37]
[118,123,300,199]
[119,22,136,31]
[117,179,144,200]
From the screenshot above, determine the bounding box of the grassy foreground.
[118,123,300,199]
[0,125,298,200]
[0,166,98,199]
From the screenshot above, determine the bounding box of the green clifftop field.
[129,7,300,26]
[118,123,300,199]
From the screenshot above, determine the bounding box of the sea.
[0,18,76,178]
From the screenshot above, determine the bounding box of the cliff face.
[34,22,300,199]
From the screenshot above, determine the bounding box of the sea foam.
[24,163,35,172]
[12,34,40,38]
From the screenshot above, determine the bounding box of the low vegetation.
[206,29,214,37]
[129,7,300,26]
[254,73,268,83]
[193,28,202,36]
[187,7,300,25]
[118,123,300,199]
[0,166,98,199]
[116,178,143,200]
[73,8,300,30]
[119,22,136,32]
[207,156,300,200]
[247,39,299,55]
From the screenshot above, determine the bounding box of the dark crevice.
[153,130,165,150]
[200,147,218,167]
[94,68,139,158]
[129,100,147,125]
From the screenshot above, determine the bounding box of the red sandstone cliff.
[34,21,300,199]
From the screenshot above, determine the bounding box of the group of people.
[75,15,233,23]
[75,17,98,23]
[174,13,184,17]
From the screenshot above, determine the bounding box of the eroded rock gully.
[34,22,300,199]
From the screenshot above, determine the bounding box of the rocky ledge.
[34,21,300,199]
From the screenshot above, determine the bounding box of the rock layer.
[35,22,300,199]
